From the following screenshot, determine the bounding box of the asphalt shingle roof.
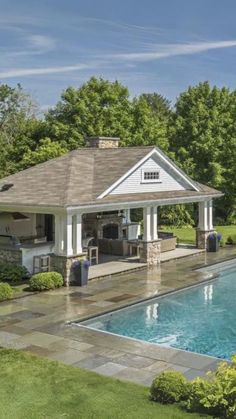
[0,147,222,209]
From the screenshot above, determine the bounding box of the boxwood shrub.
[0,282,13,301]
[150,357,236,418]
[150,371,189,404]
[0,263,28,283]
[29,272,63,291]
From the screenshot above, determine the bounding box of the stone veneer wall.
[139,240,161,266]
[50,253,87,285]
[196,229,215,249]
[0,248,22,265]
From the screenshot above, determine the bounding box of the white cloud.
[28,34,56,50]
[113,40,236,62]
[0,64,92,78]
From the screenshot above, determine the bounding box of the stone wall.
[50,253,87,285]
[0,247,22,265]
[139,240,161,266]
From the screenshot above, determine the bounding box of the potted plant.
[72,260,90,286]
[207,232,222,252]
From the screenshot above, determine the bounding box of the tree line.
[0,78,235,225]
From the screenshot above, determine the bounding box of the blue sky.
[1,0,236,109]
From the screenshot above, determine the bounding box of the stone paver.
[0,247,235,386]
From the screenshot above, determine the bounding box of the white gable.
[97,148,198,199]
[109,155,187,195]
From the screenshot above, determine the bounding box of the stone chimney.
[85,136,120,149]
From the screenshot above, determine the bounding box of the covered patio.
[0,136,222,283]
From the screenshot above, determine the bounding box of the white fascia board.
[67,194,221,215]
[0,203,66,215]
[97,148,199,199]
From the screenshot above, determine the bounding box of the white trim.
[141,169,161,184]
[97,148,199,199]
[67,194,221,214]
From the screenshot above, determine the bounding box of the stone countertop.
[0,241,54,251]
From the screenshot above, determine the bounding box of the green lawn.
[0,349,208,419]
[162,225,236,244]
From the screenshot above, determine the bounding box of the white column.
[75,213,83,254]
[152,206,158,240]
[208,200,213,230]
[54,214,61,254]
[123,209,131,223]
[143,207,151,241]
[61,214,73,256]
[198,201,208,231]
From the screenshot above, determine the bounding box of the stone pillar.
[139,240,161,266]
[196,200,214,249]
[140,206,161,265]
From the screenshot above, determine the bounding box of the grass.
[162,225,236,244]
[0,349,208,419]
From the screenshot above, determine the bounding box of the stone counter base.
[0,248,22,265]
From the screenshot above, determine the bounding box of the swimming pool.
[81,261,236,360]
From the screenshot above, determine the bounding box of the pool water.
[81,263,236,360]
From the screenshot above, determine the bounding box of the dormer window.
[141,170,161,183]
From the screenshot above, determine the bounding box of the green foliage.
[150,358,236,419]
[186,356,236,418]
[20,138,68,169]
[48,272,64,288]
[0,263,28,283]
[219,238,226,247]
[0,83,39,177]
[226,234,236,244]
[150,371,189,404]
[29,272,63,291]
[170,81,236,222]
[0,282,13,301]
[159,204,194,227]
[45,77,133,149]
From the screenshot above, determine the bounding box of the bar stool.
[87,246,98,265]
[33,254,51,273]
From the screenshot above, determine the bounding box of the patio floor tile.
[92,362,127,376]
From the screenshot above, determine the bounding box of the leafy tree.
[139,93,171,119]
[170,82,236,222]
[20,138,68,169]
[45,77,133,148]
[129,95,170,150]
[0,84,39,177]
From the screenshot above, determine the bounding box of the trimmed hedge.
[0,282,13,301]
[150,371,189,404]
[29,272,63,291]
[150,356,236,418]
[0,263,28,283]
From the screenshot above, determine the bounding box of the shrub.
[48,272,64,288]
[226,234,236,245]
[150,371,189,404]
[29,272,63,291]
[0,263,28,283]
[219,238,226,247]
[150,358,236,419]
[0,282,13,301]
[186,356,236,418]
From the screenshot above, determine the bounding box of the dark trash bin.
[207,232,221,252]
[72,260,90,286]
